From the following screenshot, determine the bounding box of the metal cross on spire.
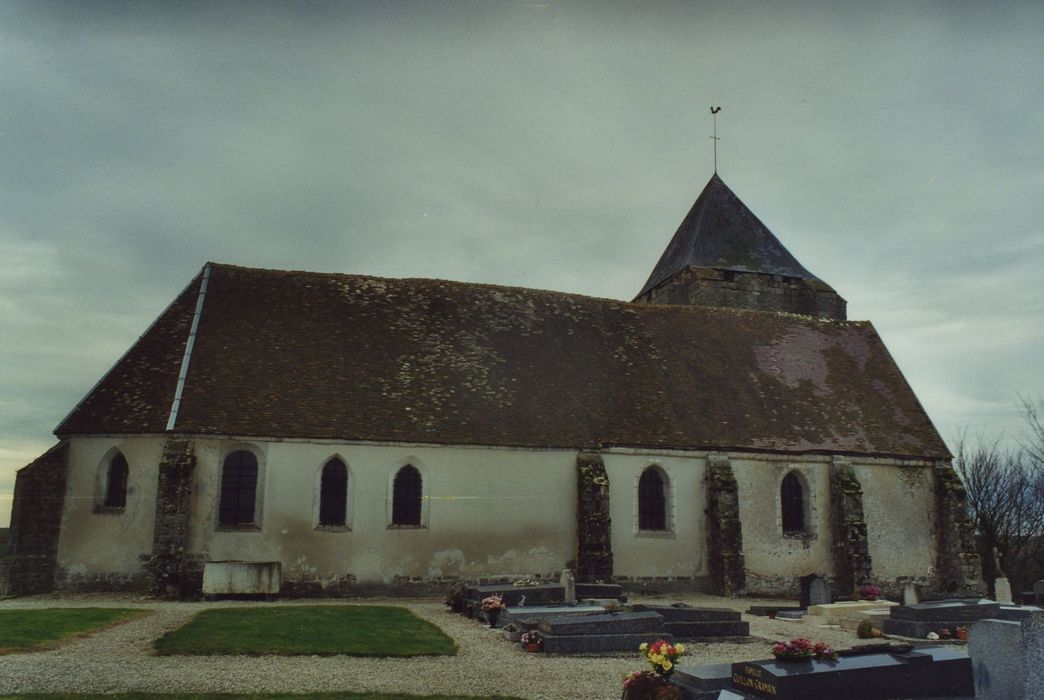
[710,106,722,173]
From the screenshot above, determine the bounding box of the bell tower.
[634,174,846,320]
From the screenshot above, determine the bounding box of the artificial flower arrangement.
[622,670,681,699]
[443,581,467,611]
[859,584,882,601]
[622,640,686,699]
[520,630,542,650]
[481,594,505,611]
[640,639,686,677]
[771,637,837,661]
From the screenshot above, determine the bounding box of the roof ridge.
[205,261,855,325]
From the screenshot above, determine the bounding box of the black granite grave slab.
[576,582,626,600]
[631,605,741,622]
[884,599,1001,637]
[501,604,606,626]
[888,599,999,622]
[463,581,626,607]
[665,620,750,638]
[465,583,563,605]
[728,645,973,699]
[537,610,663,635]
[540,631,671,654]
[671,663,733,695]
[996,604,1044,621]
[745,606,802,617]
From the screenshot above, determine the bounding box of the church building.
[1,174,983,599]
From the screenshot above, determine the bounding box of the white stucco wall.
[855,461,936,581]
[56,436,162,579]
[732,456,835,589]
[604,453,707,581]
[187,439,578,585]
[53,436,942,592]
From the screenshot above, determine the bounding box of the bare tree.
[1019,395,1044,469]
[953,399,1044,592]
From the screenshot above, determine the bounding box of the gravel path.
[0,593,951,699]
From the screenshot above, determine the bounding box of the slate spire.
[635,174,845,319]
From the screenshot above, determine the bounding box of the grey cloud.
[2,1,1043,524]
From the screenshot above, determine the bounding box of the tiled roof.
[638,174,835,297]
[56,263,949,460]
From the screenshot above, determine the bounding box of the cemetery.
[448,571,751,654]
[1,581,1044,699]
[441,569,1044,698]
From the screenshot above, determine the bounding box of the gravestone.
[537,610,662,635]
[799,573,831,609]
[839,607,891,632]
[969,610,1044,700]
[746,605,803,617]
[997,604,1044,621]
[727,645,973,699]
[776,610,805,621]
[806,600,897,626]
[630,604,749,638]
[575,581,625,600]
[560,568,576,605]
[462,581,625,609]
[671,663,732,696]
[466,582,563,606]
[883,598,1000,638]
[502,604,604,625]
[903,581,920,606]
[994,577,1013,605]
[537,611,670,653]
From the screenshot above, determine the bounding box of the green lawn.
[0,608,148,654]
[0,695,522,700]
[153,606,457,657]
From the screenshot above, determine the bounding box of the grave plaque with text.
[727,647,973,699]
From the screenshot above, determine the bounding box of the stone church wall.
[1,442,69,595]
[186,439,579,590]
[855,460,936,593]
[604,452,709,588]
[48,436,951,597]
[733,455,835,595]
[637,267,847,320]
[54,436,160,590]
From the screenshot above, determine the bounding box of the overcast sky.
[2,1,1042,526]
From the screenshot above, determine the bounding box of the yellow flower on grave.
[639,643,648,652]
[676,644,686,654]
[663,660,673,671]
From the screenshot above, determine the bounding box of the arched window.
[319,458,348,526]
[638,467,667,531]
[781,471,806,534]
[392,465,422,526]
[103,452,129,508]
[219,450,258,526]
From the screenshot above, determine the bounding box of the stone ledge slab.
[540,631,673,654]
